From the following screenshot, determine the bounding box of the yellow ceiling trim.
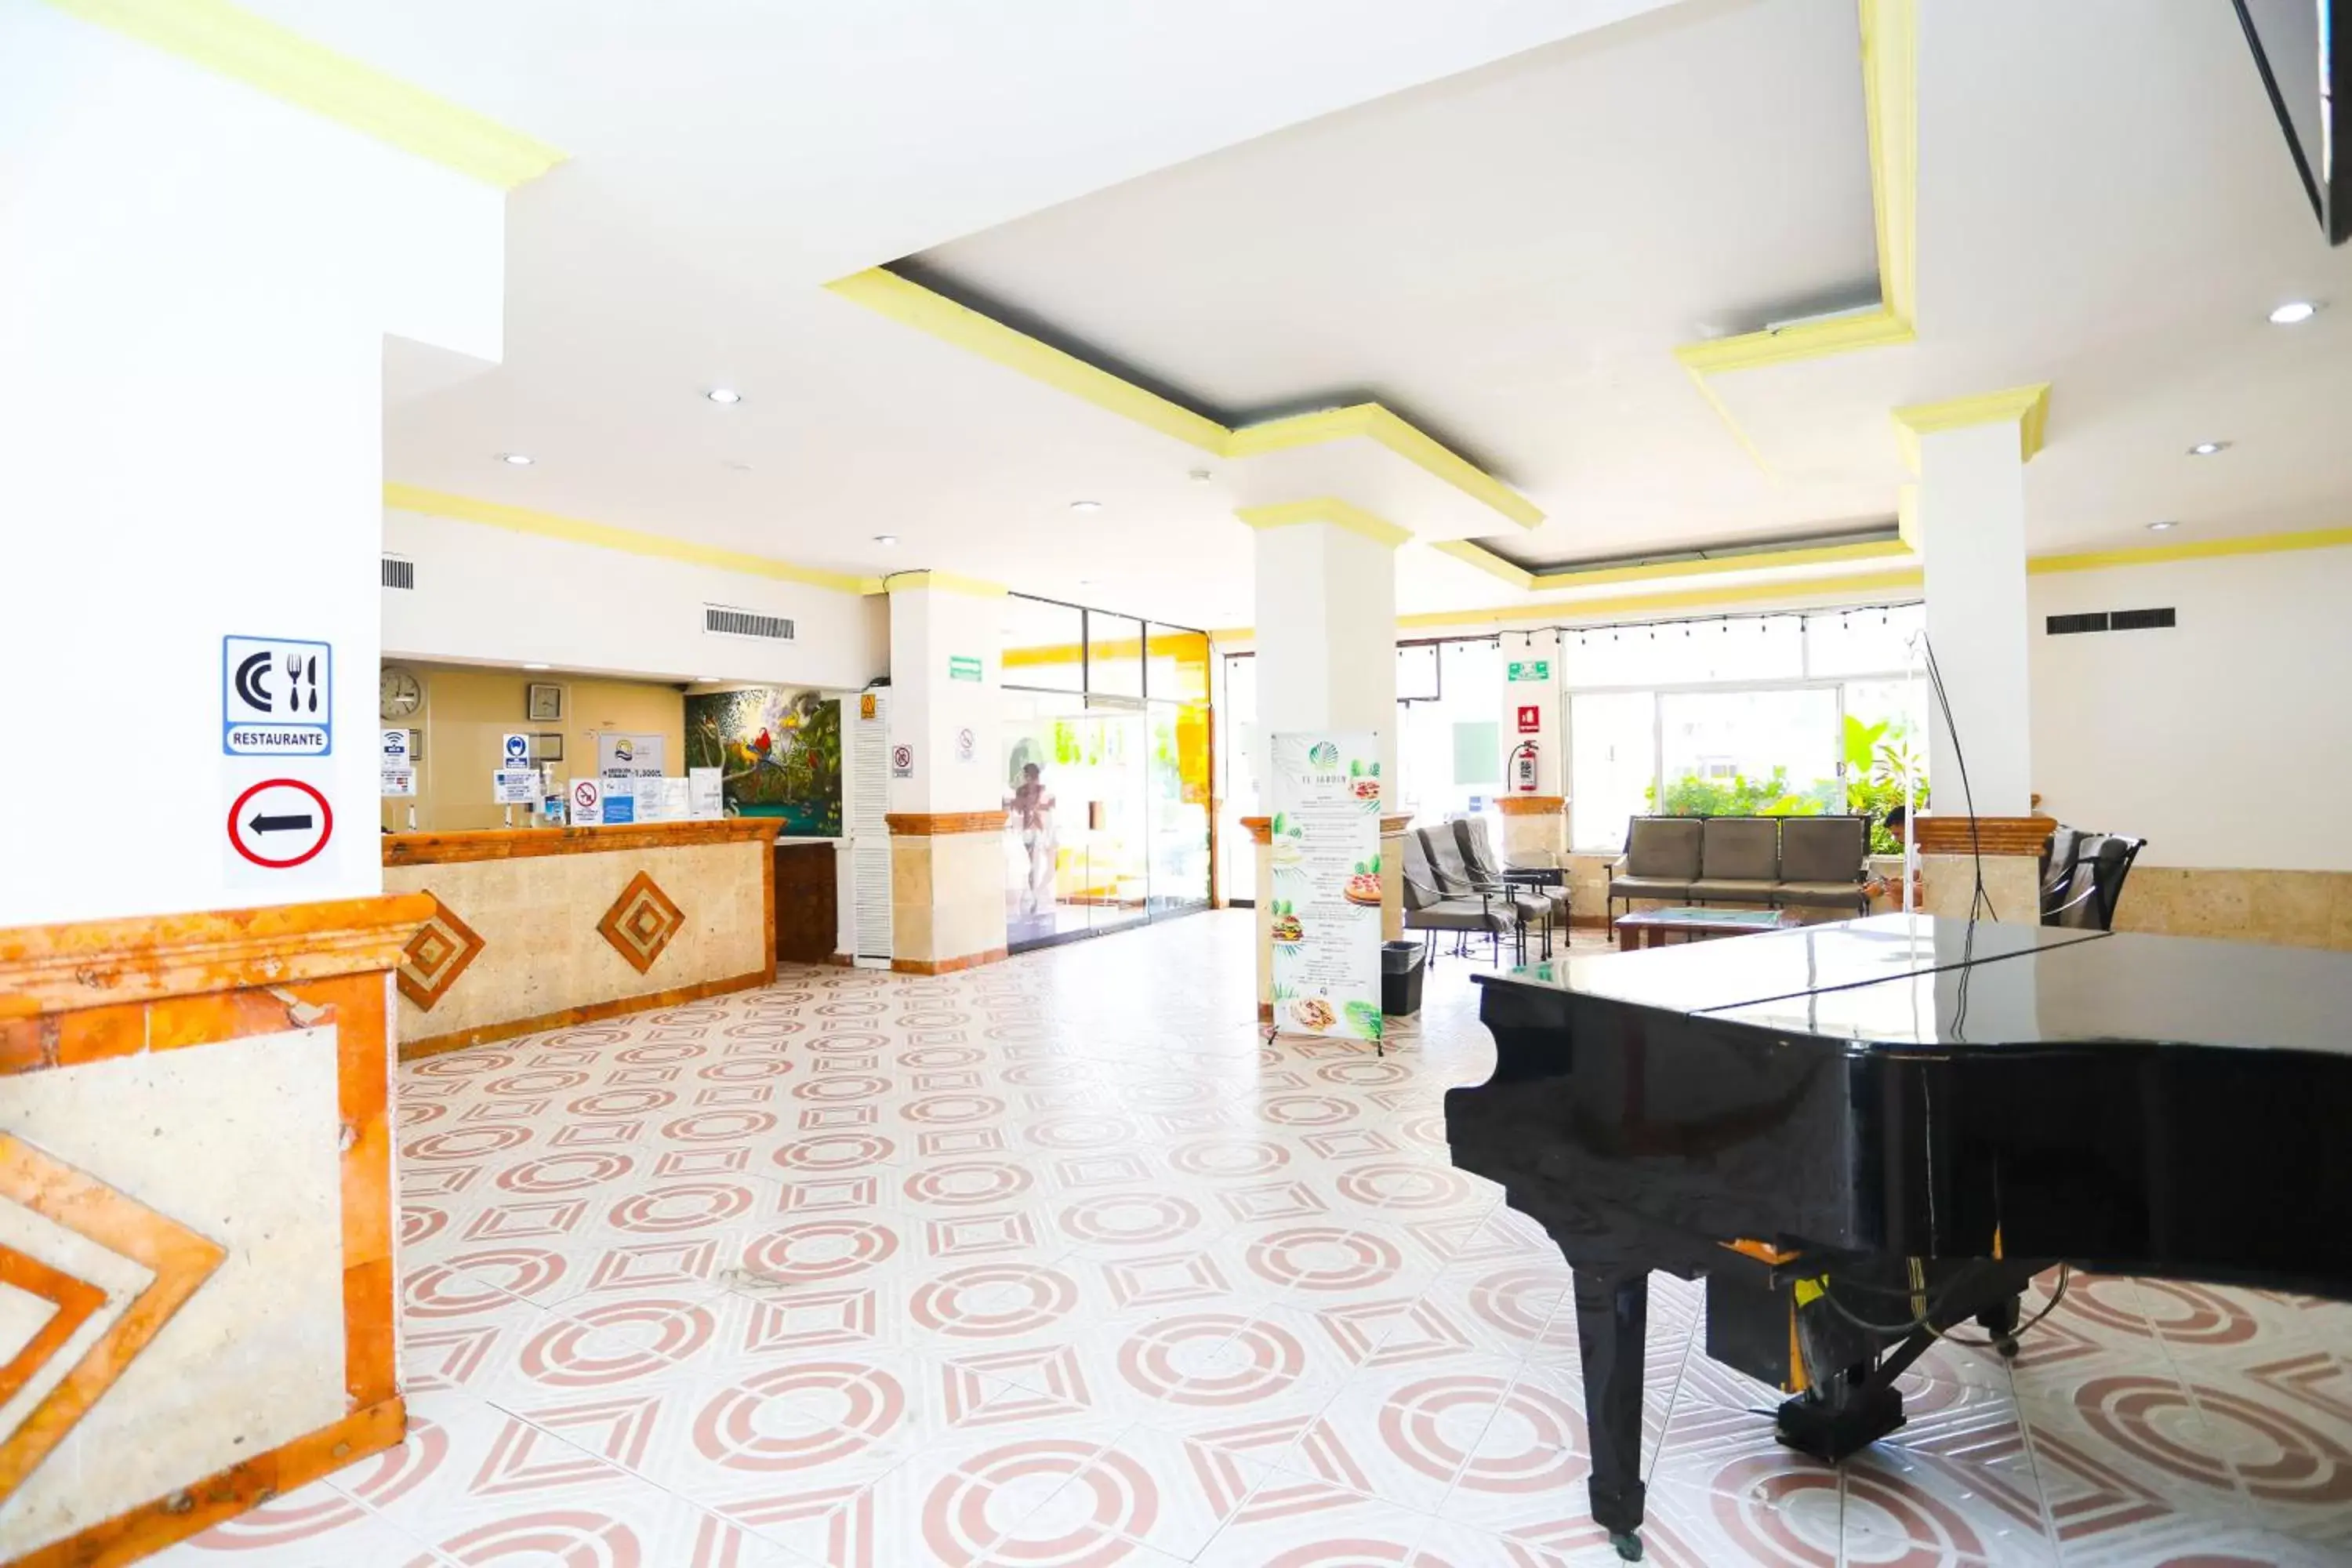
[1401,567,1929,631]
[383,483,878,595]
[1860,0,1918,323]
[1890,383,2050,474]
[826,268,1229,452]
[1225,405,1543,528]
[826,270,1541,531]
[1896,483,1921,550]
[1235,498,1413,550]
[1671,0,1918,468]
[2028,525,2352,575]
[884,569,1007,598]
[1431,541,1537,591]
[46,0,566,188]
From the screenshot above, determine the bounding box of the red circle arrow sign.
[227,778,335,869]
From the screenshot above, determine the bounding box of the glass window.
[1396,644,1440,702]
[1218,654,1258,904]
[1001,596,1083,692]
[1807,604,1926,678]
[1657,688,1842,816]
[1148,625,1211,704]
[1842,676,1929,851]
[1087,611,1144,699]
[1570,691,1656,852]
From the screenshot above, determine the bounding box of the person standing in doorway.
[1007,761,1058,917]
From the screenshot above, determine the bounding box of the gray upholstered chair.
[1454,817,1567,957]
[1608,817,1703,918]
[1400,826,1508,964]
[2041,827,2145,930]
[1422,825,1548,964]
[1690,818,1780,905]
[1775,816,1871,914]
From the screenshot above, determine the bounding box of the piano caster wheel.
[1995,1335,2020,1361]
[1609,1531,1644,1562]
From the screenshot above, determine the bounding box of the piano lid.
[1707,925,2352,1057]
[1474,913,2106,1019]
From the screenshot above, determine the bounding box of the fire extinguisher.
[1510,740,1540,793]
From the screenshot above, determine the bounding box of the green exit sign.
[949,655,984,682]
[1507,659,1551,682]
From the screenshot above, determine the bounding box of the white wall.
[0,5,503,926]
[383,507,887,692]
[2031,547,2352,870]
[886,585,1003,815]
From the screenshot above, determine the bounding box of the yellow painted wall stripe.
[1236,498,1413,550]
[1431,541,1536,591]
[46,0,565,188]
[826,269,1229,453]
[2027,525,2352,575]
[1671,0,1918,468]
[826,271,1543,531]
[884,570,1007,598]
[383,484,878,595]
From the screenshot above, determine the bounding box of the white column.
[884,573,1006,969]
[1497,627,1564,796]
[1897,390,2045,815]
[1246,512,1402,1011]
[1251,520,1400,783]
[0,2,504,926]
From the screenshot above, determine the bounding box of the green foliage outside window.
[1642,716,1929,855]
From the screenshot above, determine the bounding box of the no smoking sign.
[227,778,334,869]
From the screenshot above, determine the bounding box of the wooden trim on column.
[1910,815,2055,856]
[1239,815,1272,845]
[15,1399,406,1568]
[0,894,432,1027]
[383,818,779,866]
[1496,797,1566,817]
[397,967,774,1061]
[890,947,1010,977]
[886,811,1004,837]
[1377,814,1414,835]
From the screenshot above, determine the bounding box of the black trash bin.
[1381,941,1426,1018]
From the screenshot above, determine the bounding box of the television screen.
[2234,0,2347,245]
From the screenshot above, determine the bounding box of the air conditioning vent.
[705,605,795,641]
[2046,608,2175,636]
[381,556,415,590]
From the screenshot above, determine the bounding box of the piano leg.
[1976,1293,2023,1359]
[1569,1267,1650,1562]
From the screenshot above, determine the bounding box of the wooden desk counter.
[382,817,779,1058]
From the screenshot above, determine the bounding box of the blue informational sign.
[222,635,332,756]
[601,792,636,825]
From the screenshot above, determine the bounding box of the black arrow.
[249,812,315,835]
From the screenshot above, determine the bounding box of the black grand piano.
[1449,914,2352,1562]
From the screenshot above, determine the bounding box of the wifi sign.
[221,634,333,757]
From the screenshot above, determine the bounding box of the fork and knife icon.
[283,652,319,713]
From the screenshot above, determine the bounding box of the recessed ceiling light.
[2188,441,2231,456]
[697,677,723,683]
[1069,500,1102,514]
[1188,469,1214,484]
[2268,300,2320,325]
[723,459,755,471]
[2147,520,2180,532]
[522,662,551,670]
[499,452,535,466]
[705,388,743,405]
[873,534,898,546]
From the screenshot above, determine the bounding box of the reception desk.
[0,895,426,1563]
[383,818,779,1058]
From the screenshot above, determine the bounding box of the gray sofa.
[1606,815,1870,919]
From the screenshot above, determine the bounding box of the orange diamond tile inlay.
[397,896,485,1011]
[597,872,684,975]
[0,1133,227,1500]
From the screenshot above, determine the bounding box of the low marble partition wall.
[0,894,427,1564]
[384,819,779,1059]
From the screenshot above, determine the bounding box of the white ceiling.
[254,0,2352,626]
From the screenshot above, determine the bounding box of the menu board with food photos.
[1268,731,1383,1043]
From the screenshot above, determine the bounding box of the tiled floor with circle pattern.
[158,912,2352,1566]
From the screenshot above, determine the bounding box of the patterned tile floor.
[158,912,2352,1566]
